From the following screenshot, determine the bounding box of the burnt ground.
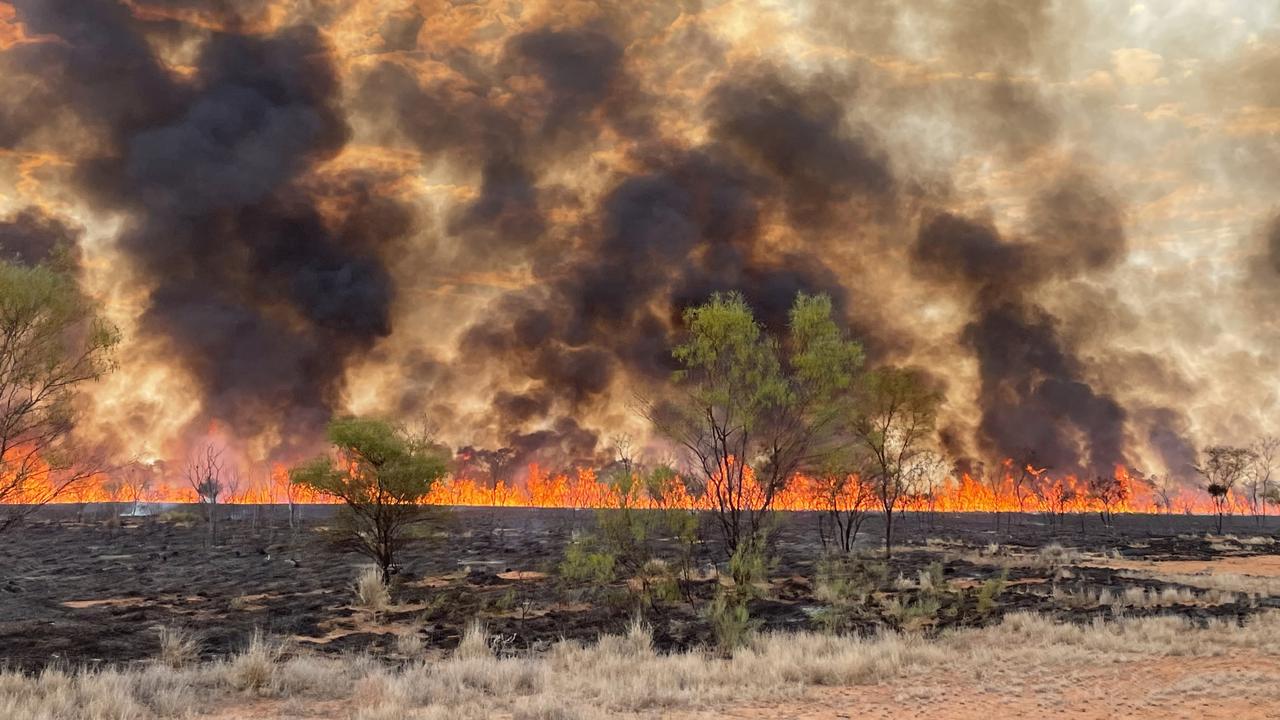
[3,505,1280,672]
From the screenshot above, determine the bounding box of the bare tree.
[1010,451,1044,520]
[976,459,1005,532]
[185,444,227,546]
[121,462,155,516]
[1147,473,1177,533]
[1246,436,1278,525]
[275,464,300,531]
[1195,445,1255,534]
[813,466,875,553]
[1088,472,1130,529]
[850,367,942,558]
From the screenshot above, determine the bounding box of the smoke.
[0,207,79,266]
[0,0,1273,480]
[2,0,410,456]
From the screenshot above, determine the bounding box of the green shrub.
[812,555,887,633]
[976,570,1009,613]
[705,590,753,651]
[559,539,616,587]
[884,594,941,631]
[728,534,772,595]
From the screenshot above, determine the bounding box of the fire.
[0,451,1257,517]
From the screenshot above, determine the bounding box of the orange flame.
[3,454,1257,516]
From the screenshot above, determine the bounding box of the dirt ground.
[672,654,1280,720]
[4,505,1280,672]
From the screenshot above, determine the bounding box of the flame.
[2,453,1260,517]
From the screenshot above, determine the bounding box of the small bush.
[976,570,1008,613]
[728,537,771,594]
[559,540,616,587]
[353,566,391,614]
[455,619,492,660]
[395,630,425,657]
[884,595,941,632]
[1036,543,1080,569]
[156,626,201,668]
[706,591,753,651]
[225,630,285,693]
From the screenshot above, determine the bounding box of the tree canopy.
[646,291,863,554]
[291,417,449,581]
[0,259,119,531]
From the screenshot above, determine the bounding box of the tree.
[290,417,449,583]
[1087,472,1129,529]
[121,461,156,515]
[455,445,517,502]
[185,444,227,546]
[1147,473,1177,533]
[1148,473,1174,516]
[643,292,862,556]
[1246,436,1278,525]
[812,464,875,554]
[849,367,942,558]
[0,260,119,533]
[1010,451,1044,519]
[1195,445,1254,534]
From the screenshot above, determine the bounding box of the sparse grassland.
[6,610,1280,719]
[9,508,1280,719]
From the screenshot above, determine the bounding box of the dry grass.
[353,567,391,614]
[1119,569,1280,597]
[7,611,1280,719]
[944,541,1084,570]
[156,626,201,669]
[1051,583,1243,611]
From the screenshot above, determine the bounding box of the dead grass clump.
[354,566,391,614]
[224,630,286,693]
[454,619,492,660]
[275,653,356,699]
[1035,542,1080,568]
[395,629,425,657]
[156,625,201,668]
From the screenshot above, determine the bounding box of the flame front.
[6,458,1254,517]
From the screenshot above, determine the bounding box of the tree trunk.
[883,510,894,559]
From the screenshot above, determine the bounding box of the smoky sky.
[0,206,79,266]
[2,0,409,455]
[0,0,1265,477]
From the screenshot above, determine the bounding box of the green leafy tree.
[0,260,119,532]
[849,367,942,558]
[643,292,862,556]
[290,417,449,583]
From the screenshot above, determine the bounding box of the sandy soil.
[193,654,1280,719]
[1095,554,1280,577]
[669,655,1280,720]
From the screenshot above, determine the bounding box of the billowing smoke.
[0,0,1274,480]
[0,206,79,266]
[3,0,410,455]
[910,176,1136,477]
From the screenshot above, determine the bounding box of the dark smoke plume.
[3,0,409,455]
[0,207,79,266]
[0,0,1232,479]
